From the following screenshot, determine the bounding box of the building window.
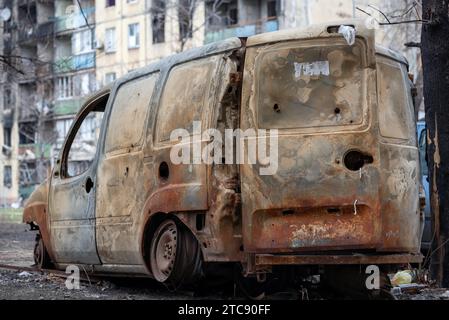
[128,23,140,48]
[106,0,115,7]
[152,0,166,44]
[178,0,194,40]
[19,122,36,144]
[3,165,12,188]
[56,118,73,148]
[105,72,116,85]
[3,127,11,147]
[228,3,238,25]
[72,29,94,55]
[57,76,73,99]
[3,87,14,108]
[205,0,238,29]
[80,73,90,96]
[105,27,116,53]
[267,0,278,18]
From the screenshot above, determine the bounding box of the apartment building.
[95,0,206,86]
[52,0,98,176]
[0,0,97,206]
[0,0,55,206]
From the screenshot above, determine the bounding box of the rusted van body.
[24,20,423,286]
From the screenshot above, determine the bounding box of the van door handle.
[85,177,94,194]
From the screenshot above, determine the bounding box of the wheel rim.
[151,220,178,282]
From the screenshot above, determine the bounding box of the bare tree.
[357,1,424,112]
[422,0,449,288]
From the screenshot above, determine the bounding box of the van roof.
[92,19,408,101]
[246,19,408,65]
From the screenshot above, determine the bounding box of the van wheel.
[149,219,202,288]
[33,234,52,269]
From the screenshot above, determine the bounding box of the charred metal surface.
[22,21,422,279]
[255,253,423,266]
[22,181,56,263]
[199,48,245,262]
[240,20,422,261]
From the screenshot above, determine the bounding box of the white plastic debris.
[338,25,356,46]
[391,270,413,286]
[18,271,32,278]
[442,291,449,298]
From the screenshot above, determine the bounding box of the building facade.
[0,0,97,206]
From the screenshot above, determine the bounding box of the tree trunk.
[422,0,449,287]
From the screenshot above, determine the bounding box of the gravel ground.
[0,222,35,267]
[1,211,449,300]
[0,268,212,300]
[0,215,218,300]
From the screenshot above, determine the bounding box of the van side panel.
[96,74,159,265]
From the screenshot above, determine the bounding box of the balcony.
[18,143,52,160]
[18,21,54,45]
[55,6,95,34]
[53,98,85,116]
[54,52,95,73]
[205,18,279,44]
[17,59,37,83]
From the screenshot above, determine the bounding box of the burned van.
[24,20,423,295]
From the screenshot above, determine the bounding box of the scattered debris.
[18,271,32,278]
[391,283,428,296]
[391,270,414,286]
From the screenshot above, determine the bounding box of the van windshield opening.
[256,39,366,129]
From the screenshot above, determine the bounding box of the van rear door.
[240,22,378,253]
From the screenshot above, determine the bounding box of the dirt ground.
[0,222,35,267]
[0,212,217,300]
[1,210,449,300]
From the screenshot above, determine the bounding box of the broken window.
[62,94,108,178]
[256,39,365,129]
[3,165,12,188]
[152,0,166,44]
[106,0,115,8]
[104,73,158,153]
[128,23,140,48]
[377,59,414,140]
[155,57,217,142]
[105,27,116,52]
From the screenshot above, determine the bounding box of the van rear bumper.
[255,253,423,266]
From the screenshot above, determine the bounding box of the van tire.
[149,219,202,288]
[33,233,52,269]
